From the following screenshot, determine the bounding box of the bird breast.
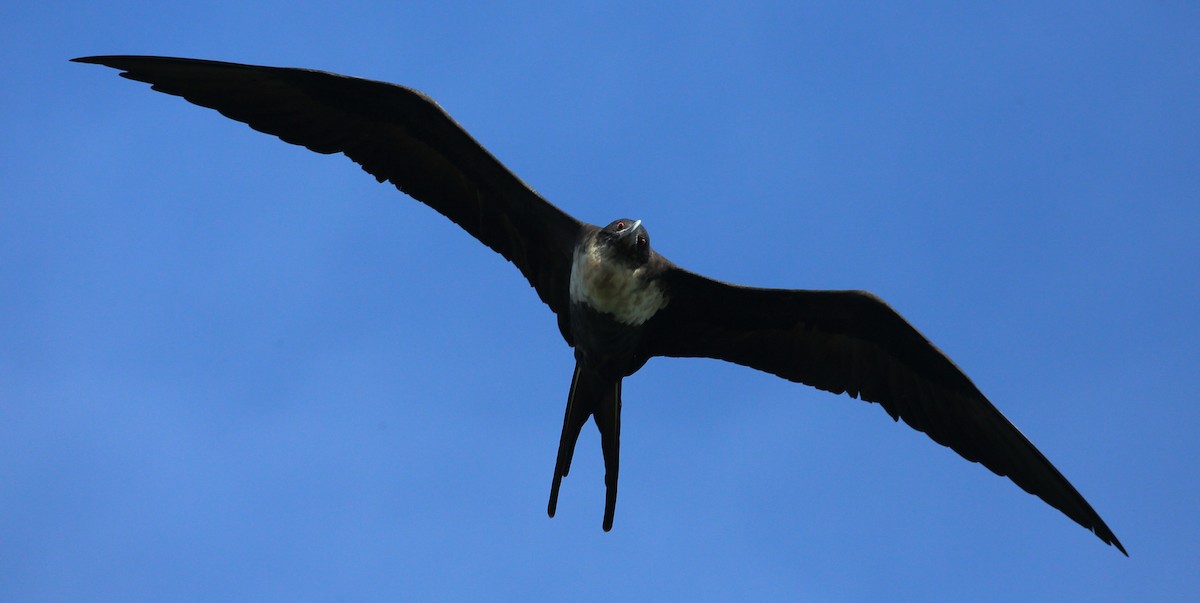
[569,244,668,325]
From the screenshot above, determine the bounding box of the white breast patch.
[569,245,668,325]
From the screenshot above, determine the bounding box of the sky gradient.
[3,2,1198,601]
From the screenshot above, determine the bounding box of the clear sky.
[3,2,1198,601]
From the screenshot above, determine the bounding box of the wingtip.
[1090,518,1127,556]
[70,56,137,73]
[71,55,127,65]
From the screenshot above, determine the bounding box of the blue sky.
[3,1,1198,600]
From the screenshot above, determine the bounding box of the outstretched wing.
[74,55,584,335]
[643,266,1126,554]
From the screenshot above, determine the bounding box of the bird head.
[598,218,651,266]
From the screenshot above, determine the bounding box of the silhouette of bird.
[73,55,1125,554]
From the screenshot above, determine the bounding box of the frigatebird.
[73,55,1126,555]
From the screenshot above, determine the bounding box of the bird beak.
[618,220,642,239]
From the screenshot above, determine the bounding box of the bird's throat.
[569,243,667,325]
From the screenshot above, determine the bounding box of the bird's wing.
[642,266,1126,554]
[73,55,584,332]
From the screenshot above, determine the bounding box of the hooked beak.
[616,219,642,239]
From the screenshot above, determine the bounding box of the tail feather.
[547,363,623,531]
[548,364,590,517]
[595,379,622,531]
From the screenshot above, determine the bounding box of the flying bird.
[73,55,1126,555]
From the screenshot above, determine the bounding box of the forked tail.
[547,363,623,531]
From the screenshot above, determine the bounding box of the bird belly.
[568,301,647,379]
[569,246,667,325]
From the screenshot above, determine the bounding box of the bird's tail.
[547,362,623,531]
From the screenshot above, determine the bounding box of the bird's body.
[557,219,666,529]
[74,55,1126,554]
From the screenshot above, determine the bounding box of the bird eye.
[616,221,625,230]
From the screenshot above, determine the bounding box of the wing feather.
[644,266,1125,554]
[73,55,583,332]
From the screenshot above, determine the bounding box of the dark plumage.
[73,55,1126,555]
